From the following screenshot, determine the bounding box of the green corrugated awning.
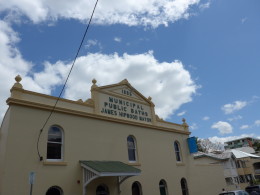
[80,160,141,176]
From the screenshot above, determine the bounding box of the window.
[234,177,239,184]
[225,177,233,185]
[245,174,253,182]
[47,126,63,161]
[132,181,142,195]
[159,180,168,195]
[239,175,245,183]
[174,141,182,162]
[127,136,137,162]
[46,186,63,195]
[241,161,246,168]
[96,184,109,195]
[236,160,241,168]
[180,178,189,195]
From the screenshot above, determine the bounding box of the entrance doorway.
[46,186,63,195]
[132,182,142,195]
[96,184,109,195]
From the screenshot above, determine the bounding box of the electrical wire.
[36,0,99,161]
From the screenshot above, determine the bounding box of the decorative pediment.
[91,79,155,124]
[93,79,151,104]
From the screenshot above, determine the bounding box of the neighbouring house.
[193,151,239,191]
[195,148,260,191]
[225,137,260,150]
[0,76,226,195]
[228,149,260,187]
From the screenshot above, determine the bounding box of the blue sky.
[0,0,260,143]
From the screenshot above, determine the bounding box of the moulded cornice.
[9,87,94,108]
[6,97,190,135]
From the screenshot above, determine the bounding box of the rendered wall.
[0,104,225,195]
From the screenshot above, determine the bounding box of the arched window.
[159,179,168,195]
[47,126,63,160]
[132,181,142,195]
[96,184,109,195]
[127,136,137,162]
[174,141,181,162]
[180,178,189,195]
[46,186,63,195]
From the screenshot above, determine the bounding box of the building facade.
[0,76,226,195]
[225,137,260,150]
[195,149,260,191]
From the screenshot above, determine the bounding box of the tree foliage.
[197,138,224,153]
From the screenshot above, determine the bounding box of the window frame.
[47,125,64,162]
[46,186,63,195]
[96,184,110,195]
[159,179,168,195]
[127,135,138,163]
[132,181,142,195]
[180,178,189,195]
[174,141,182,162]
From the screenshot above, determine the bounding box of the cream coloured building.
[0,76,226,195]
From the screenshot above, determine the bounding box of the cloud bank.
[1,0,202,27]
[51,52,198,119]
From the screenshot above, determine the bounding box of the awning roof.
[80,161,141,195]
[230,149,260,159]
[80,160,141,176]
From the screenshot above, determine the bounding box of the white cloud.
[227,115,242,121]
[0,20,36,118]
[199,2,210,10]
[189,123,198,130]
[241,17,247,24]
[85,39,102,50]
[177,111,186,116]
[211,121,233,135]
[114,37,122,42]
[221,101,247,114]
[255,120,260,127]
[0,20,72,119]
[0,0,203,27]
[240,125,250,130]
[202,116,209,120]
[85,39,97,48]
[209,134,260,144]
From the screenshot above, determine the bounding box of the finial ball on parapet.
[182,118,189,130]
[91,78,98,90]
[92,78,97,85]
[15,75,22,83]
[12,75,23,89]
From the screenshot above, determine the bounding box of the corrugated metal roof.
[235,147,255,154]
[193,152,228,160]
[230,149,260,159]
[80,161,141,174]
[194,149,260,160]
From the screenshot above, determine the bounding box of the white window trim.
[47,126,64,162]
[174,141,182,162]
[127,136,137,163]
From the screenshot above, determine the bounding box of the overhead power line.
[37,0,100,161]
